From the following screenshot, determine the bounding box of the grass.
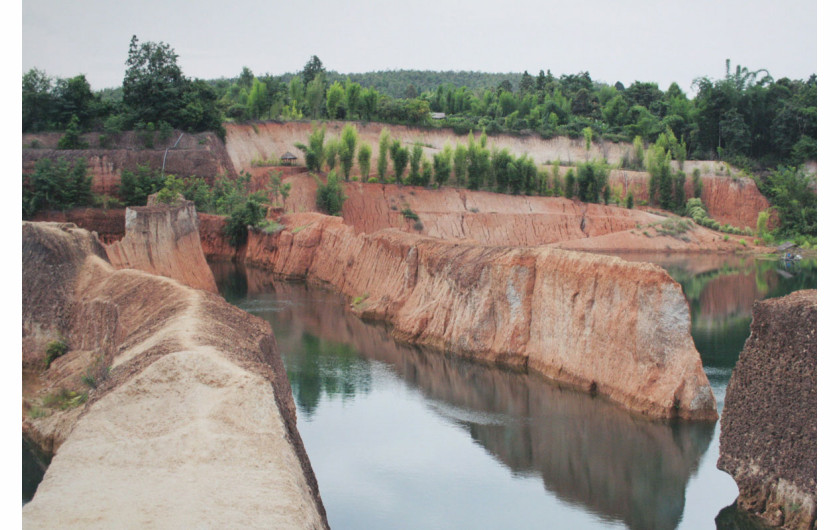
[81,357,111,389]
[648,218,694,237]
[42,388,88,411]
[257,220,285,234]
[251,156,285,167]
[351,293,369,307]
[28,406,49,419]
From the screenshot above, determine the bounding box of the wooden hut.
[281,152,298,166]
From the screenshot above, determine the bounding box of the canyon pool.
[21,255,817,526]
[211,254,815,530]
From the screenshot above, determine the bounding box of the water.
[213,255,815,530]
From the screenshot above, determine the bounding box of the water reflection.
[213,262,715,530]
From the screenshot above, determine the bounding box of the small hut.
[281,151,298,166]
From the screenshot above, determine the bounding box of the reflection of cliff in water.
[213,262,715,530]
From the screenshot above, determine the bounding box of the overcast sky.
[21,0,817,94]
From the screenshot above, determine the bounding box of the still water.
[213,255,809,529]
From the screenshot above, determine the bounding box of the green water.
[213,255,815,529]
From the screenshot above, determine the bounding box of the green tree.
[358,142,372,179]
[345,80,362,119]
[118,163,165,205]
[57,114,89,150]
[305,73,325,118]
[295,125,326,173]
[224,194,267,246]
[22,158,93,218]
[453,143,468,186]
[22,68,57,132]
[360,88,379,120]
[758,166,816,237]
[433,145,453,186]
[122,35,186,126]
[564,169,576,199]
[326,81,346,119]
[389,139,409,184]
[324,137,341,171]
[338,124,358,180]
[409,144,424,184]
[316,171,346,215]
[377,129,390,179]
[302,55,325,87]
[247,79,270,119]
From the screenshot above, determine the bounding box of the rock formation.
[22,222,328,528]
[225,212,717,420]
[106,199,219,293]
[718,289,816,529]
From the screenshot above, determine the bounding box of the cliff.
[230,212,716,420]
[22,222,328,529]
[106,199,219,293]
[23,130,234,196]
[717,289,817,529]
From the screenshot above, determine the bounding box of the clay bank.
[204,212,718,421]
[22,221,328,528]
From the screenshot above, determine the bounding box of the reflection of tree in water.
[286,332,372,419]
[666,258,816,370]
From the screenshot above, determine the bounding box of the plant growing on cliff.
[358,142,372,179]
[339,124,359,180]
[377,129,391,180]
[45,339,69,369]
[316,171,347,216]
[23,157,93,218]
[389,140,409,184]
[224,194,268,247]
[119,163,165,206]
[296,126,326,173]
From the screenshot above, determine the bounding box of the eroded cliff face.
[21,222,328,529]
[228,213,717,420]
[718,290,817,529]
[22,131,234,196]
[106,200,219,293]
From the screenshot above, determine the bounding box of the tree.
[118,163,165,205]
[302,55,325,87]
[564,168,576,199]
[453,143,468,186]
[316,171,346,215]
[358,142,372,179]
[758,166,816,237]
[324,137,340,171]
[433,144,453,186]
[338,124,358,180]
[23,158,93,218]
[22,68,57,132]
[389,139,409,184]
[326,81,346,119]
[295,125,326,173]
[122,35,186,126]
[57,115,88,150]
[409,144,423,184]
[247,79,270,119]
[360,88,379,120]
[345,80,362,119]
[377,129,391,179]
[224,194,267,246]
[305,73,325,118]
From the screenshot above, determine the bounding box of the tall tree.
[377,129,391,180]
[122,35,186,126]
[302,55,325,87]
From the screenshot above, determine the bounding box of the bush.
[42,388,88,410]
[224,195,268,247]
[413,220,424,231]
[401,208,419,221]
[45,339,69,369]
[316,171,346,216]
[119,164,165,206]
[23,157,93,218]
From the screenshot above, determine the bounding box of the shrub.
[723,235,730,241]
[316,171,346,216]
[367,177,379,183]
[413,221,424,231]
[224,195,268,246]
[401,208,419,221]
[23,157,94,218]
[81,356,111,389]
[45,339,68,369]
[739,239,747,246]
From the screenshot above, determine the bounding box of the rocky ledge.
[22,221,328,529]
[718,289,816,529]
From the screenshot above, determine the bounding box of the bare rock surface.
[22,222,328,529]
[718,289,816,529]
[230,212,716,420]
[106,200,219,293]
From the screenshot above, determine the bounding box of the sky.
[21,0,817,94]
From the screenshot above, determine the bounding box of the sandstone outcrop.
[22,222,328,528]
[31,208,126,244]
[106,199,219,293]
[717,289,816,529]
[228,213,717,420]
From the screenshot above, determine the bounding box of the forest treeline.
[24,39,815,171]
